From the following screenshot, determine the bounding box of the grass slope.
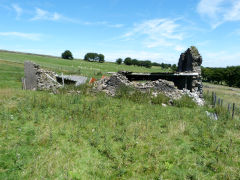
[0,51,168,82]
[0,51,240,179]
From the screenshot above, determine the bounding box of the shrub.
[61,50,73,60]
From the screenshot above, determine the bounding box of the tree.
[142,60,152,68]
[171,64,177,72]
[124,57,132,65]
[61,50,73,60]
[132,59,139,66]
[116,58,122,65]
[84,53,105,63]
[98,54,105,63]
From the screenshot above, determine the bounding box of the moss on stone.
[190,46,200,56]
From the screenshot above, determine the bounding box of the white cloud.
[0,32,41,41]
[12,4,23,18]
[122,18,186,51]
[197,0,240,28]
[224,1,240,21]
[83,21,124,28]
[30,8,124,28]
[31,8,67,21]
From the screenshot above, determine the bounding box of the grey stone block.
[24,61,37,90]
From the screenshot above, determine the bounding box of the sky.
[0,0,240,67]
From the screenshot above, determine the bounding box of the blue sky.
[0,0,240,67]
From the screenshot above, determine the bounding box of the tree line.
[116,57,177,70]
[61,50,105,63]
[61,50,177,70]
[202,66,240,88]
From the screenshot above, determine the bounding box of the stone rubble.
[23,62,62,91]
[35,65,62,91]
[93,72,204,106]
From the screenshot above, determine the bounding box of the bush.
[116,58,123,65]
[61,50,73,60]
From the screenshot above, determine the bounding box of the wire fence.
[207,91,239,119]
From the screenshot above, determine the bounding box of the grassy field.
[0,51,168,81]
[203,83,240,107]
[0,51,240,179]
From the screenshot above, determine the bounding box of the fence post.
[232,103,235,119]
[220,99,223,107]
[228,104,231,113]
[214,93,217,107]
[212,92,214,105]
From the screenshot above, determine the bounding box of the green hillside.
[0,51,240,179]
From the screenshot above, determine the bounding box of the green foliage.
[1,89,240,179]
[190,46,200,56]
[152,62,173,69]
[202,66,240,87]
[2,50,240,179]
[116,85,151,104]
[171,64,177,72]
[123,57,153,68]
[84,52,105,63]
[124,57,132,65]
[61,50,73,60]
[131,59,139,66]
[151,93,170,105]
[173,95,197,108]
[116,58,122,65]
[98,54,105,63]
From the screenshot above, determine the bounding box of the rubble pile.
[93,72,204,106]
[35,66,62,91]
[134,79,183,99]
[93,73,133,96]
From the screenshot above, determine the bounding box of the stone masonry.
[177,46,203,97]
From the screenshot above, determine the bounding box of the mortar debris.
[93,73,204,106]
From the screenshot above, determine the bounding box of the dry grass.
[203,82,240,107]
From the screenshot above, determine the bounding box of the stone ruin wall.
[22,61,62,91]
[177,46,203,97]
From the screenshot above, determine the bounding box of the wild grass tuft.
[173,95,197,108]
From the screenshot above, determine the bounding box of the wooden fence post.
[232,103,235,119]
[212,92,214,105]
[214,93,217,107]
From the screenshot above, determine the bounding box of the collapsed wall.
[93,73,204,106]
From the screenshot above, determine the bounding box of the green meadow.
[0,51,240,179]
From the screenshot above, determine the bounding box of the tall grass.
[1,88,240,179]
